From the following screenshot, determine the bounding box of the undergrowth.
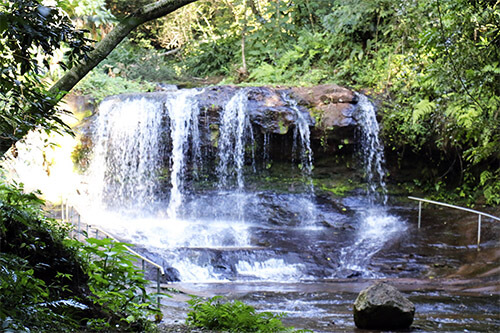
[186,296,309,332]
[0,178,160,331]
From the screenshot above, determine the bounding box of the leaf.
[412,99,435,124]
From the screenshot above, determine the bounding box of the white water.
[165,89,201,218]
[356,94,388,205]
[87,96,165,211]
[282,93,313,175]
[217,89,253,190]
[337,94,405,277]
[80,89,323,282]
[282,93,316,223]
[1,88,405,283]
[235,259,306,281]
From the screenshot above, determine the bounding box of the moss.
[277,119,289,134]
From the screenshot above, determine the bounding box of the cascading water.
[282,93,316,224]
[283,93,313,176]
[82,88,322,282]
[337,94,405,277]
[217,89,253,190]
[88,96,166,211]
[356,94,388,205]
[165,89,201,218]
[79,88,404,283]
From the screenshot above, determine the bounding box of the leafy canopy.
[0,0,92,155]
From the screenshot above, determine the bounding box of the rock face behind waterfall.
[76,84,359,171]
[196,84,357,133]
[198,85,358,159]
[353,282,415,330]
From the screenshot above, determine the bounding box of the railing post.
[418,201,422,229]
[141,260,146,302]
[477,214,482,250]
[77,214,81,241]
[61,200,64,221]
[157,268,161,309]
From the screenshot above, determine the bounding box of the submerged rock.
[353,282,415,330]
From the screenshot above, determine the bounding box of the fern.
[412,99,435,123]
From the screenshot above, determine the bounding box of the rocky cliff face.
[195,84,359,159]
[69,84,362,169]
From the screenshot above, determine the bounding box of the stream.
[3,87,498,332]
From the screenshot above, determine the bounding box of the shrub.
[186,296,303,332]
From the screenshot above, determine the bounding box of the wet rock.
[353,282,415,330]
[290,84,357,132]
[155,83,178,91]
[82,84,360,165]
[164,267,181,282]
[63,94,96,118]
[246,87,313,134]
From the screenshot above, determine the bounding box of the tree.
[0,0,92,155]
[0,0,197,157]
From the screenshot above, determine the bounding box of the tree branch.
[49,0,197,100]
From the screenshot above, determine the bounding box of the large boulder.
[353,282,415,330]
[291,84,357,131]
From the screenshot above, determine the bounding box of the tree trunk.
[49,0,197,99]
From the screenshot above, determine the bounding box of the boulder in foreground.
[353,282,415,330]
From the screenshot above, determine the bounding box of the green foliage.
[479,170,500,206]
[0,178,160,330]
[80,237,160,330]
[75,38,184,100]
[178,0,499,205]
[59,0,116,38]
[0,253,88,331]
[0,0,92,155]
[0,180,85,331]
[75,70,153,102]
[99,38,178,82]
[187,296,302,332]
[184,36,239,77]
[248,30,330,85]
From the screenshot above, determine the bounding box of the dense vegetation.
[0,0,92,154]
[0,0,497,329]
[0,180,160,331]
[71,0,499,205]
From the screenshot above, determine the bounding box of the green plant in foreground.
[187,296,307,332]
[0,179,162,331]
[81,237,161,330]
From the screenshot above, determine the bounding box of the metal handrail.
[89,225,165,275]
[60,201,165,308]
[408,196,500,247]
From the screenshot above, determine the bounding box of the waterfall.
[216,89,253,190]
[80,88,407,283]
[282,93,316,222]
[165,89,201,218]
[355,94,387,205]
[283,93,313,176]
[88,96,165,211]
[337,94,404,277]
